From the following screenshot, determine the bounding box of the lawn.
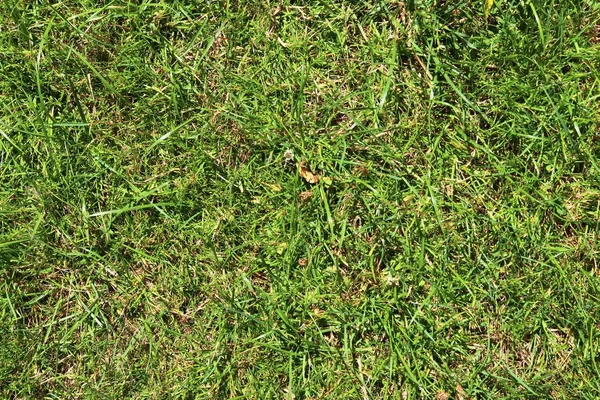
[1,0,600,398]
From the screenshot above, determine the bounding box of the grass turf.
[1,0,600,398]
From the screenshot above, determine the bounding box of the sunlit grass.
[1,1,600,398]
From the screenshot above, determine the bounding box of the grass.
[1,0,600,398]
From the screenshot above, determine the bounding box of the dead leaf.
[435,391,450,400]
[284,149,294,161]
[441,181,454,197]
[299,161,319,184]
[299,191,313,202]
[353,164,370,177]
